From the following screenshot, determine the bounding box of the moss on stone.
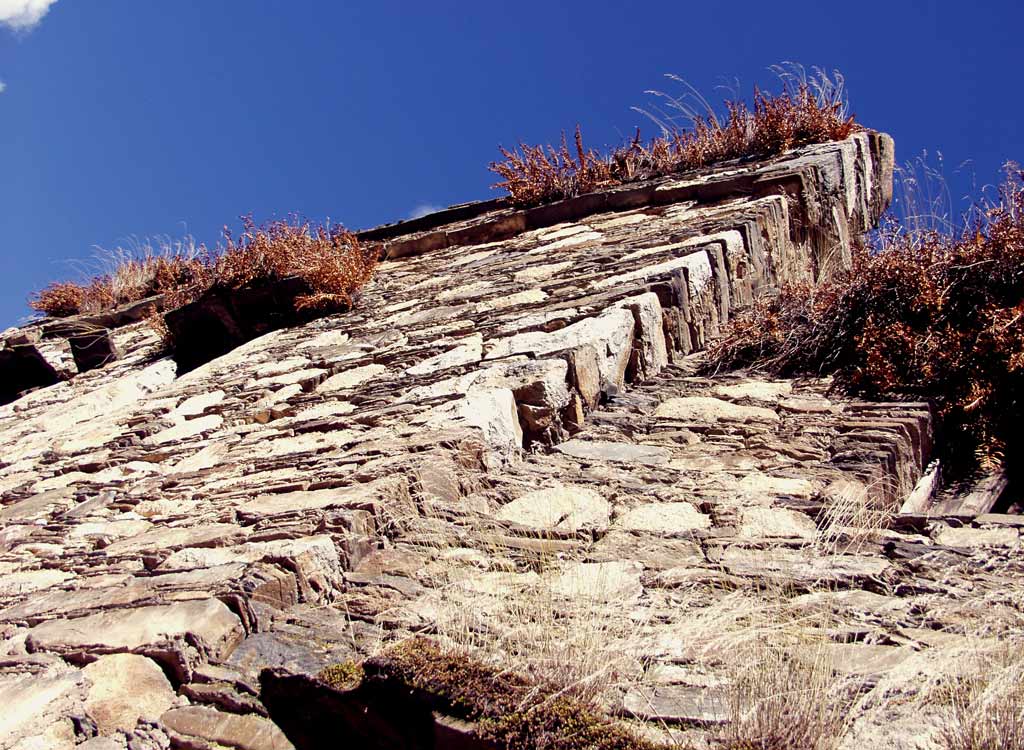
[367,638,668,750]
[317,661,364,690]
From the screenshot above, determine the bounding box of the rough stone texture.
[0,134,1016,748]
[82,654,177,734]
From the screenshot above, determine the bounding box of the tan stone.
[496,484,610,532]
[615,503,710,533]
[160,706,294,750]
[26,599,244,660]
[82,654,175,734]
[654,396,779,424]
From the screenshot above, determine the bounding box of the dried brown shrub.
[214,216,377,312]
[491,80,860,208]
[29,217,377,319]
[30,281,87,317]
[707,167,1024,472]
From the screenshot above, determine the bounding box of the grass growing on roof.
[29,215,377,318]
[490,68,860,208]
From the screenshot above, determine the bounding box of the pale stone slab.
[0,665,86,748]
[485,308,634,393]
[933,526,1019,548]
[170,390,226,419]
[713,380,792,403]
[548,561,643,602]
[83,653,176,734]
[555,440,670,466]
[317,364,387,393]
[0,569,74,598]
[103,523,244,556]
[144,414,224,446]
[654,396,779,424]
[615,503,710,533]
[497,484,610,532]
[160,706,295,750]
[737,472,815,500]
[739,507,817,539]
[27,599,244,660]
[405,334,482,376]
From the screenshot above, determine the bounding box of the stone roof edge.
[357,131,893,261]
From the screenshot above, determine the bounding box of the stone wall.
[1,133,1021,750]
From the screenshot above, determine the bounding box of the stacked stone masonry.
[1,133,1020,750]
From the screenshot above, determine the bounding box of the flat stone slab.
[554,440,671,466]
[654,396,780,424]
[622,685,730,724]
[615,503,711,533]
[738,507,817,539]
[713,380,792,403]
[496,484,610,532]
[548,561,643,602]
[160,705,295,750]
[0,663,87,748]
[933,526,1020,548]
[103,522,246,556]
[818,643,912,678]
[718,547,893,586]
[82,653,176,734]
[26,598,244,661]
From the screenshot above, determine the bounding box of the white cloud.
[0,0,59,31]
[0,81,6,93]
[408,203,442,220]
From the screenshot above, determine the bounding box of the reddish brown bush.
[491,81,860,208]
[708,168,1024,471]
[30,282,87,317]
[214,216,377,312]
[29,217,377,319]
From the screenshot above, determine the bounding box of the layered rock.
[1,133,1019,749]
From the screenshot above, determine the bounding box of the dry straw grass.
[423,547,648,706]
[813,476,898,556]
[29,216,377,318]
[935,641,1024,750]
[491,67,859,208]
[664,585,859,750]
[714,642,851,750]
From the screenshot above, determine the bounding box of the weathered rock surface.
[1,134,1016,749]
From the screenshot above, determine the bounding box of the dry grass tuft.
[936,641,1024,750]
[707,166,1024,473]
[714,643,851,750]
[813,477,897,555]
[29,217,377,319]
[491,72,859,208]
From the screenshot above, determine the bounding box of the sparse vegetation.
[491,69,859,208]
[29,216,377,318]
[936,641,1024,750]
[366,638,667,750]
[317,660,364,690]
[714,643,851,750]
[708,166,1024,473]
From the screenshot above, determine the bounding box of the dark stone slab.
[68,326,119,372]
[165,278,347,374]
[0,342,61,405]
[260,668,495,750]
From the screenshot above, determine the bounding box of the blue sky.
[1,1,1021,328]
